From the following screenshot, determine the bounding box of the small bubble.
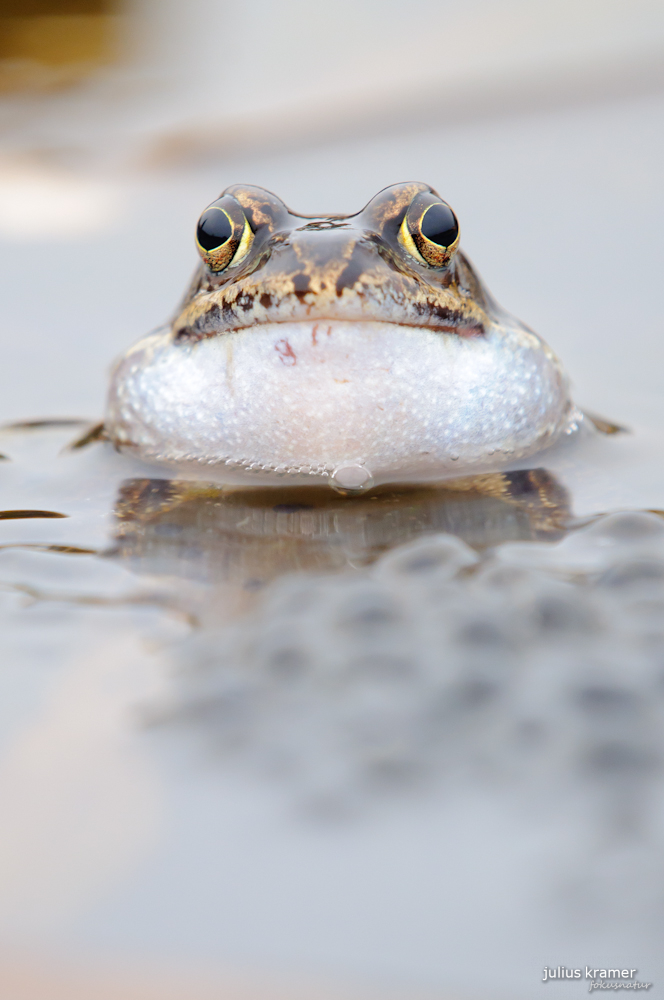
[473,565,535,591]
[349,653,414,679]
[513,719,548,748]
[574,685,639,717]
[456,618,510,649]
[266,646,309,678]
[363,752,422,789]
[452,677,501,710]
[336,599,401,632]
[597,560,664,590]
[591,512,664,542]
[583,741,657,776]
[530,594,600,636]
[376,535,478,580]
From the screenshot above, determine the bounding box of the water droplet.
[330,464,374,494]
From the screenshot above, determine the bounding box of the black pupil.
[197,206,233,251]
[420,203,458,248]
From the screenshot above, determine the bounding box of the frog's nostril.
[335,255,366,296]
[292,273,311,301]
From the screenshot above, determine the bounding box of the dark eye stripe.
[197,207,233,251]
[421,203,458,249]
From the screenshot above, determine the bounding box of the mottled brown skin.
[173,182,492,343]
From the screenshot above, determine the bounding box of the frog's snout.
[174,225,486,342]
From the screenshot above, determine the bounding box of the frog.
[105,182,582,493]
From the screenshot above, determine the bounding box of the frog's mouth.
[106,317,575,491]
[173,305,486,343]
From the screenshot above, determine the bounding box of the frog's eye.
[398,193,460,268]
[195,195,254,272]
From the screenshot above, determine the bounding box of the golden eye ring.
[195,195,254,272]
[398,193,460,268]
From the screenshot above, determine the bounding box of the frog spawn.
[149,511,664,863]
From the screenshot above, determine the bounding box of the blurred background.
[1,3,664,999]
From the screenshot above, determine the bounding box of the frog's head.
[175,181,488,341]
[106,183,577,491]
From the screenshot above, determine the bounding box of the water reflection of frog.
[110,469,570,587]
[105,183,581,493]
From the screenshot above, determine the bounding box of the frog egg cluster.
[156,511,664,825]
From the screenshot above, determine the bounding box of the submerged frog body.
[106,182,580,491]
